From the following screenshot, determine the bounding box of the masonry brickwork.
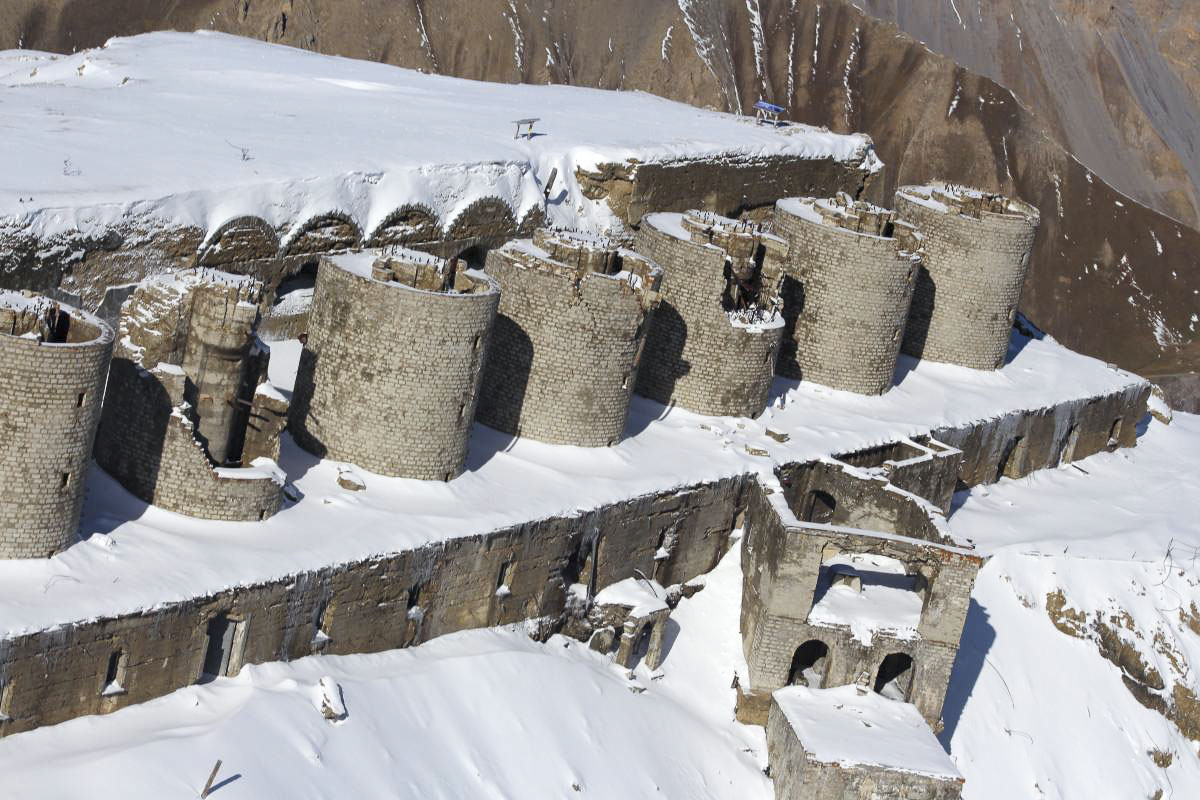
[773,195,920,394]
[93,270,286,521]
[476,229,662,446]
[0,379,1147,737]
[0,292,113,558]
[634,211,787,417]
[737,458,981,728]
[767,692,964,800]
[896,184,1041,370]
[289,250,499,480]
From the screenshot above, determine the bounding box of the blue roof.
[754,100,786,114]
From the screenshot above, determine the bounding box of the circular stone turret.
[0,291,114,558]
[895,184,1040,370]
[773,195,920,395]
[633,211,786,417]
[476,228,663,446]
[289,249,500,480]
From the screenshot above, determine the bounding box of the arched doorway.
[801,490,837,524]
[787,639,829,687]
[873,652,914,701]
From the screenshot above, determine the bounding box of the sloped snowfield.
[2,414,1198,799]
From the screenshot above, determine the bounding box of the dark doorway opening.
[801,490,837,524]
[787,639,829,687]
[873,652,914,701]
[200,613,235,684]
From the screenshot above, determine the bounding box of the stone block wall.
[577,152,880,225]
[896,185,1040,370]
[0,293,114,558]
[737,479,981,728]
[289,250,499,480]
[95,361,283,521]
[772,196,919,394]
[476,230,662,446]
[835,437,962,516]
[92,270,286,520]
[0,476,743,735]
[766,696,964,800]
[633,212,786,417]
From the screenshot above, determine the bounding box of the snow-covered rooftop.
[0,31,878,241]
[806,554,923,645]
[773,685,961,779]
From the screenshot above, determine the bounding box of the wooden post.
[200,759,222,798]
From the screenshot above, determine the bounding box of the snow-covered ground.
[0,325,1141,637]
[0,31,877,241]
[3,413,1197,799]
[944,411,1200,799]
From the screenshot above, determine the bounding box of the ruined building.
[290,249,499,480]
[476,228,662,446]
[773,195,921,395]
[93,270,288,521]
[0,291,113,558]
[738,449,981,729]
[634,211,787,417]
[896,184,1041,370]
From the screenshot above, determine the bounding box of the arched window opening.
[787,640,829,688]
[801,490,837,524]
[873,652,914,701]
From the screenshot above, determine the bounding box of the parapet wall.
[634,212,786,417]
[773,196,919,394]
[0,293,114,558]
[93,270,286,521]
[0,376,1147,735]
[577,151,880,225]
[476,231,662,446]
[289,250,499,480]
[896,184,1040,370]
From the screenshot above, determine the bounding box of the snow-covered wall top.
[0,31,878,240]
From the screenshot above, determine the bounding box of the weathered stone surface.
[897,185,1040,371]
[634,211,786,418]
[476,230,661,446]
[773,195,919,394]
[289,250,499,481]
[0,293,113,558]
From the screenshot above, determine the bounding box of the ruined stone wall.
[766,699,964,800]
[578,153,879,225]
[932,380,1150,486]
[777,459,955,547]
[834,438,962,516]
[0,295,113,558]
[738,481,981,728]
[772,197,918,394]
[94,362,283,521]
[633,214,785,417]
[896,186,1040,370]
[0,476,742,735]
[289,252,499,480]
[476,237,660,446]
[91,271,285,520]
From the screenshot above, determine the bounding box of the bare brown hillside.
[2,0,1197,400]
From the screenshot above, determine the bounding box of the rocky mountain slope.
[2,0,1197,400]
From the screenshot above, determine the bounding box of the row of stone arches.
[195,198,540,268]
[786,639,916,702]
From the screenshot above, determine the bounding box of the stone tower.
[476,228,662,446]
[634,211,786,418]
[0,291,114,558]
[895,184,1040,370]
[94,270,288,521]
[773,195,920,395]
[290,249,499,480]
